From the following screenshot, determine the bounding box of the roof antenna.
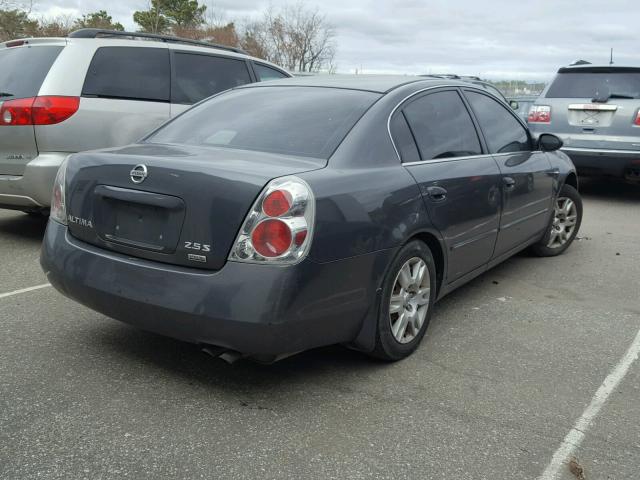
[610,47,614,65]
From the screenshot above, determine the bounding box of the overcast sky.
[30,0,640,81]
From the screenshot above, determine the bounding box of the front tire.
[369,240,437,361]
[532,184,582,257]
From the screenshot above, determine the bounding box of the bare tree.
[242,3,335,72]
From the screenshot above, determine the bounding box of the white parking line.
[0,283,51,300]
[539,327,640,480]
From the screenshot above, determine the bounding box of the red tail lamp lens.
[0,96,79,126]
[262,189,292,217]
[294,229,307,246]
[251,219,292,257]
[31,96,80,125]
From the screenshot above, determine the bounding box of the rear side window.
[172,53,252,104]
[402,90,482,160]
[546,71,640,99]
[82,47,170,102]
[254,63,288,81]
[0,46,63,100]
[147,86,379,159]
[389,112,420,163]
[465,91,530,154]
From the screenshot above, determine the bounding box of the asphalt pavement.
[1,178,638,480]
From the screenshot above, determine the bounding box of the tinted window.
[403,90,481,160]
[546,71,640,99]
[390,112,420,162]
[0,46,63,100]
[172,53,252,104]
[148,86,379,159]
[83,47,170,101]
[254,63,288,81]
[466,91,530,154]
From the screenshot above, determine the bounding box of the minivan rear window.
[147,86,379,159]
[546,71,640,99]
[0,46,63,100]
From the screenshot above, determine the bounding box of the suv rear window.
[0,46,63,100]
[147,86,379,159]
[83,47,170,102]
[546,71,640,99]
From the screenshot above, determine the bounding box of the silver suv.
[0,29,290,213]
[528,64,640,180]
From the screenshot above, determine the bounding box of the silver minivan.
[528,64,640,180]
[0,29,290,213]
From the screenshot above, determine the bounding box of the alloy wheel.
[389,257,431,344]
[547,196,578,248]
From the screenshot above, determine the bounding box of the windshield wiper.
[592,92,635,102]
[0,92,14,98]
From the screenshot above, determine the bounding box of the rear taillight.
[50,157,69,225]
[528,105,551,123]
[229,176,315,264]
[634,110,640,126]
[0,96,79,126]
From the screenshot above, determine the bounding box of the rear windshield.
[147,86,379,159]
[0,46,63,100]
[546,72,640,99]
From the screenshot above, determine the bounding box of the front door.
[463,90,555,257]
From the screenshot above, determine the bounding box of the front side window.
[402,90,482,160]
[82,47,170,102]
[254,63,288,81]
[172,53,252,104]
[147,86,379,159]
[465,91,530,154]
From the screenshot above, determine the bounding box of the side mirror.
[509,100,519,110]
[538,133,563,152]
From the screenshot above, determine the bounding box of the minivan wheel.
[369,240,436,361]
[531,184,582,257]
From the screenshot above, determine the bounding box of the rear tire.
[369,240,437,361]
[531,184,582,257]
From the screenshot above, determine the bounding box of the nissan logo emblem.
[130,164,148,184]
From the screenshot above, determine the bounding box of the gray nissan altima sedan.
[40,75,582,363]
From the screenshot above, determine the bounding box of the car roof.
[558,64,640,73]
[242,74,470,94]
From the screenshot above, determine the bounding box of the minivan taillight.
[528,105,551,123]
[0,96,79,126]
[229,176,315,265]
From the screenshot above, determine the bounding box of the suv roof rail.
[68,28,247,55]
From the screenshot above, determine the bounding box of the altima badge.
[130,164,148,184]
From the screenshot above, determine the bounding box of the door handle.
[425,185,447,201]
[503,177,516,190]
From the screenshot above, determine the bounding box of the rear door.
[463,89,554,258]
[169,51,254,116]
[393,88,501,282]
[38,46,171,155]
[0,44,63,175]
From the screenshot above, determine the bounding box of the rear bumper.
[560,147,640,179]
[40,220,391,357]
[0,153,69,210]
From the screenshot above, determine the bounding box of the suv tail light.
[229,176,315,264]
[528,105,551,123]
[634,109,640,126]
[0,96,79,126]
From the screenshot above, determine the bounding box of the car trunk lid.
[540,67,640,151]
[65,143,325,270]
